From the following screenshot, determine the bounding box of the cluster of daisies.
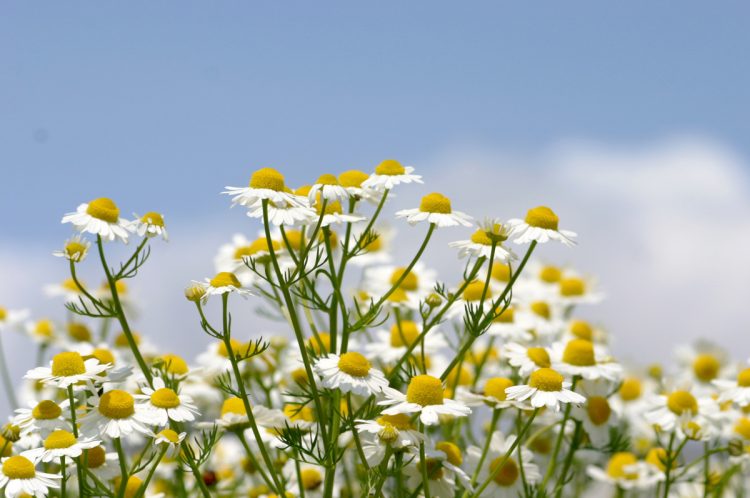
[0,160,749,498]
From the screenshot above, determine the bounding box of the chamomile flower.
[645,389,707,432]
[355,413,423,460]
[456,377,521,409]
[52,235,91,262]
[308,174,351,203]
[0,455,60,498]
[43,279,85,304]
[81,389,152,439]
[312,198,365,227]
[361,159,422,192]
[130,212,168,240]
[486,306,534,343]
[714,367,750,407]
[379,374,471,425]
[504,343,553,377]
[25,352,111,389]
[0,306,29,332]
[12,400,70,436]
[223,167,305,209]
[78,445,121,480]
[675,341,729,387]
[216,397,252,429]
[23,429,100,463]
[154,429,186,458]
[507,206,577,246]
[449,223,516,262]
[349,225,394,266]
[505,367,586,411]
[245,199,317,226]
[587,452,661,491]
[338,170,379,202]
[362,320,447,364]
[571,380,619,447]
[314,352,389,396]
[62,197,131,243]
[194,272,254,300]
[396,192,473,228]
[404,443,472,498]
[364,262,437,301]
[555,274,604,305]
[134,377,199,426]
[552,339,622,381]
[467,432,541,498]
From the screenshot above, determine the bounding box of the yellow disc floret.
[140,212,165,227]
[377,413,413,430]
[419,193,452,214]
[606,452,638,480]
[98,390,135,419]
[300,468,322,490]
[530,301,550,320]
[390,321,420,347]
[529,368,564,392]
[307,332,331,355]
[484,377,513,401]
[151,388,181,409]
[2,455,36,479]
[67,322,92,342]
[32,400,62,420]
[569,320,593,341]
[51,351,86,377]
[161,354,189,375]
[562,339,596,367]
[737,368,750,387]
[587,396,612,426]
[390,267,418,291]
[249,168,285,191]
[492,264,511,282]
[85,446,106,468]
[693,354,720,382]
[539,265,562,283]
[406,375,444,406]
[463,280,491,302]
[493,307,514,323]
[436,441,462,466]
[560,277,585,297]
[489,457,519,487]
[64,240,89,261]
[339,170,369,188]
[618,378,643,402]
[375,159,406,176]
[524,206,559,230]
[315,173,339,186]
[157,429,181,444]
[527,347,551,368]
[470,229,493,246]
[210,272,241,288]
[86,198,120,223]
[667,390,698,416]
[43,430,77,449]
[337,352,371,377]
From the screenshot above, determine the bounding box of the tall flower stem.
[469,408,502,486]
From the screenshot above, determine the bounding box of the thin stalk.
[113,438,128,498]
[419,421,432,498]
[0,333,17,410]
[469,408,501,485]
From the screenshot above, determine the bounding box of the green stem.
[469,408,501,485]
[132,446,168,498]
[0,332,17,410]
[419,421,432,498]
[541,376,578,490]
[113,438,128,498]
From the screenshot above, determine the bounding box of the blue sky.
[2,1,750,241]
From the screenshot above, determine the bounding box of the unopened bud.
[426,293,442,308]
[185,285,206,302]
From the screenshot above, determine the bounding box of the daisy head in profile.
[129,211,168,241]
[713,367,750,407]
[12,399,70,436]
[52,234,91,263]
[396,192,473,228]
[457,377,522,410]
[466,432,541,498]
[311,196,365,227]
[552,339,622,381]
[449,220,517,262]
[379,374,471,425]
[222,167,305,209]
[22,429,100,463]
[25,351,111,389]
[339,169,379,202]
[61,197,130,243]
[134,377,199,427]
[586,452,661,491]
[505,367,586,411]
[404,442,472,498]
[194,272,254,301]
[153,429,187,458]
[355,413,423,465]
[81,389,152,439]
[507,206,577,247]
[308,173,350,204]
[645,388,707,433]
[314,351,389,396]
[361,159,423,192]
[0,455,61,498]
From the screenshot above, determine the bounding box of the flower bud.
[185,285,206,302]
[426,293,442,308]
[728,439,744,457]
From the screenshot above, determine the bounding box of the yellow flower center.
[67,322,91,342]
[530,301,550,320]
[161,354,189,375]
[489,457,519,487]
[115,332,141,347]
[587,396,612,426]
[406,375,444,406]
[282,230,304,251]
[463,280,491,302]
[562,339,596,367]
[249,168,285,191]
[43,430,77,449]
[374,159,406,175]
[221,397,247,417]
[524,206,559,230]
[291,368,309,385]
[86,198,120,223]
[0,436,11,457]
[693,354,720,382]
[315,174,339,186]
[492,264,511,282]
[284,404,314,422]
[316,198,343,215]
[388,288,409,303]
[377,423,399,443]
[360,233,382,253]
[337,352,371,377]
[390,267,418,291]
[569,320,593,341]
[734,418,750,440]
[484,377,513,401]
[526,347,551,368]
[539,265,562,283]
[157,429,181,444]
[419,193,452,214]
[560,278,585,297]
[667,391,698,416]
[65,241,88,259]
[0,306,6,321]
[446,365,473,387]
[140,212,165,227]
[339,170,369,188]
[470,229,493,246]
[307,333,331,355]
[529,368,564,392]
[120,476,143,498]
[436,441,462,466]
[51,351,86,377]
[85,446,106,468]
[390,321,420,347]
[98,390,135,419]
[151,388,181,409]
[645,448,671,471]
[210,272,241,288]
[619,378,643,401]
[606,452,638,480]
[377,413,413,430]
[2,456,35,479]
[34,319,54,338]
[300,468,322,490]
[32,400,62,420]
[493,306,514,323]
[738,368,750,387]
[217,338,242,358]
[234,238,281,260]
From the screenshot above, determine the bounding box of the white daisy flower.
[555,274,604,305]
[714,367,750,406]
[214,234,281,286]
[505,367,586,411]
[43,279,86,304]
[355,413,423,463]
[80,389,152,439]
[25,352,111,389]
[644,389,711,433]
[363,262,437,302]
[456,377,522,409]
[22,429,100,463]
[312,199,365,227]
[349,225,394,267]
[308,174,350,203]
[61,197,130,243]
[246,200,317,226]
[467,432,541,498]
[361,159,423,192]
[79,445,120,481]
[587,452,662,491]
[379,374,471,425]
[216,396,252,429]
[12,400,70,436]
[449,224,517,262]
[130,211,168,241]
[338,170,380,203]
[504,343,553,377]
[0,455,60,498]
[194,272,254,301]
[552,339,622,381]
[404,443,472,498]
[396,192,473,228]
[507,206,577,246]
[52,235,91,262]
[675,341,729,388]
[154,429,187,458]
[362,320,447,364]
[134,377,199,427]
[314,352,389,396]
[223,167,305,209]
[571,380,619,447]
